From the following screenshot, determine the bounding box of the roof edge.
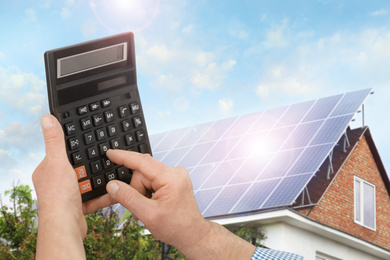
[210,209,390,259]
[363,127,390,195]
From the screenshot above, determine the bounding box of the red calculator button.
[79,180,92,194]
[74,166,87,180]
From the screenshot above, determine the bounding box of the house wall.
[297,136,390,251]
[262,222,382,260]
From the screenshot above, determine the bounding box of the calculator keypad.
[62,94,151,202]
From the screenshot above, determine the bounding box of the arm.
[32,115,87,259]
[105,150,256,259]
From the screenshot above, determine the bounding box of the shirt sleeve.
[251,247,304,260]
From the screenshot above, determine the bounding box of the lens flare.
[90,0,159,33]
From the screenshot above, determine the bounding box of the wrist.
[181,221,256,260]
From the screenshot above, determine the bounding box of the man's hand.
[32,114,88,259]
[105,150,256,259]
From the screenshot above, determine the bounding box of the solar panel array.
[149,88,372,218]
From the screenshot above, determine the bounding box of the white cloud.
[0,121,43,151]
[138,38,237,92]
[253,26,390,104]
[0,67,46,116]
[25,8,37,22]
[370,9,388,16]
[219,98,234,114]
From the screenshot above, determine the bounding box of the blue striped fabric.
[251,247,304,260]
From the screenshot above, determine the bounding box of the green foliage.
[0,184,38,259]
[226,222,267,247]
[0,183,267,259]
[83,207,185,259]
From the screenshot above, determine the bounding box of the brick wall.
[298,135,390,250]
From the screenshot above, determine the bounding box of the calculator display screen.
[57,42,127,78]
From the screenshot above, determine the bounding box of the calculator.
[44,32,152,202]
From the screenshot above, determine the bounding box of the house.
[115,89,390,259]
[215,126,390,259]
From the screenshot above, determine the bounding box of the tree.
[226,222,267,247]
[0,183,38,259]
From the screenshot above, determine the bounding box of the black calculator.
[44,32,152,202]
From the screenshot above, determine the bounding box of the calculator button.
[74,166,87,180]
[127,146,138,152]
[122,120,132,131]
[79,180,92,194]
[117,166,132,180]
[133,117,142,128]
[125,134,135,146]
[107,124,117,136]
[71,152,83,165]
[99,142,109,155]
[102,158,113,169]
[130,102,140,114]
[78,105,88,115]
[92,114,104,126]
[83,132,95,145]
[104,110,115,123]
[96,128,107,141]
[64,122,76,136]
[118,105,129,118]
[110,138,120,149]
[92,175,106,188]
[105,171,117,182]
[80,117,93,130]
[68,137,80,150]
[90,102,100,111]
[91,160,102,174]
[62,112,70,119]
[136,130,145,142]
[87,146,99,159]
[139,143,150,154]
[101,99,111,108]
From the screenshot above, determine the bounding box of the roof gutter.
[209,209,390,259]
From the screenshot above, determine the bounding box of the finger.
[106,180,154,220]
[41,114,67,160]
[82,193,118,215]
[107,150,168,181]
[130,171,153,198]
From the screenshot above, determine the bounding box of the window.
[354,176,376,230]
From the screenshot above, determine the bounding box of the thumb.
[106,180,152,220]
[41,114,67,158]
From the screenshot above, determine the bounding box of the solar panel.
[149,88,372,218]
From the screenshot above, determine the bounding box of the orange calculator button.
[74,166,87,180]
[79,180,92,194]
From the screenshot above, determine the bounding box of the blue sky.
[0,0,389,205]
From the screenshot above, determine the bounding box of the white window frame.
[354,176,376,231]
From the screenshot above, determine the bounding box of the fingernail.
[41,116,54,129]
[107,181,119,197]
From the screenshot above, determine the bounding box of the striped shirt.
[251,247,304,260]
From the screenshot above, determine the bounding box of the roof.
[296,126,390,208]
[149,89,372,218]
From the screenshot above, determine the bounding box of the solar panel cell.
[302,94,342,122]
[203,183,250,217]
[310,115,352,146]
[278,100,315,126]
[201,159,245,189]
[261,174,312,209]
[230,179,281,214]
[257,149,303,180]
